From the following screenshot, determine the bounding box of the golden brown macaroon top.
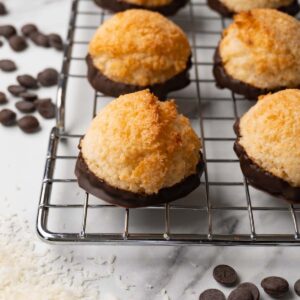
[239,89,300,187]
[219,0,294,13]
[219,9,300,89]
[123,0,172,6]
[88,9,191,87]
[81,90,201,195]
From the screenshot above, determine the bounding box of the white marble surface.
[1,0,300,299]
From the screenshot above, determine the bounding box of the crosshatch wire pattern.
[37,0,300,245]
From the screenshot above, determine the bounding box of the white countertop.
[1,1,300,299]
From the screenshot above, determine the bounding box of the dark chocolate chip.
[8,85,27,96]
[0,40,3,47]
[213,265,238,287]
[48,33,64,51]
[199,289,226,300]
[0,59,17,72]
[0,2,7,15]
[0,92,7,105]
[21,24,38,37]
[34,98,52,107]
[9,35,28,52]
[29,31,38,42]
[17,115,40,133]
[261,276,289,298]
[15,101,36,113]
[294,279,300,296]
[17,74,38,89]
[228,288,253,300]
[36,99,56,119]
[0,25,16,39]
[238,283,260,300]
[30,32,50,47]
[0,109,16,126]
[37,68,59,87]
[19,92,38,102]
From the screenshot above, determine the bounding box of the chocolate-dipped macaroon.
[75,90,204,208]
[213,9,300,100]
[234,89,300,203]
[207,0,300,17]
[87,9,192,99]
[94,0,188,16]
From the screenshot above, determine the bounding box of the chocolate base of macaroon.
[213,47,300,100]
[75,152,204,208]
[207,0,300,17]
[234,120,300,203]
[86,54,192,100]
[94,0,188,16]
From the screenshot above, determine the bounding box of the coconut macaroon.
[207,0,299,17]
[75,90,204,208]
[93,0,188,15]
[234,89,300,203]
[213,9,300,100]
[87,9,191,99]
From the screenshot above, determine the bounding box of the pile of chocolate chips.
[199,264,300,299]
[0,2,63,52]
[0,64,58,134]
[0,2,61,134]
[0,23,64,51]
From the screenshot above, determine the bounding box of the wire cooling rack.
[37,0,300,245]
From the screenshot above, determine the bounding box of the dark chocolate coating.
[207,0,300,17]
[86,54,191,99]
[207,0,233,17]
[75,152,204,208]
[213,47,300,100]
[93,0,188,16]
[234,120,300,203]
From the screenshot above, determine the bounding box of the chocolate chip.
[9,35,28,52]
[0,59,17,72]
[48,33,63,51]
[34,98,50,107]
[18,116,40,133]
[261,276,289,298]
[20,92,38,102]
[294,279,300,296]
[29,31,38,41]
[0,109,16,126]
[238,283,260,300]
[37,68,59,87]
[213,265,238,287]
[8,85,27,96]
[15,101,36,113]
[30,32,50,47]
[199,289,226,300]
[36,99,56,119]
[0,2,8,15]
[21,24,38,37]
[0,40,3,47]
[0,92,7,105]
[0,25,16,39]
[17,74,38,89]
[228,288,253,300]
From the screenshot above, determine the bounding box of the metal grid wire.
[37,0,300,245]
